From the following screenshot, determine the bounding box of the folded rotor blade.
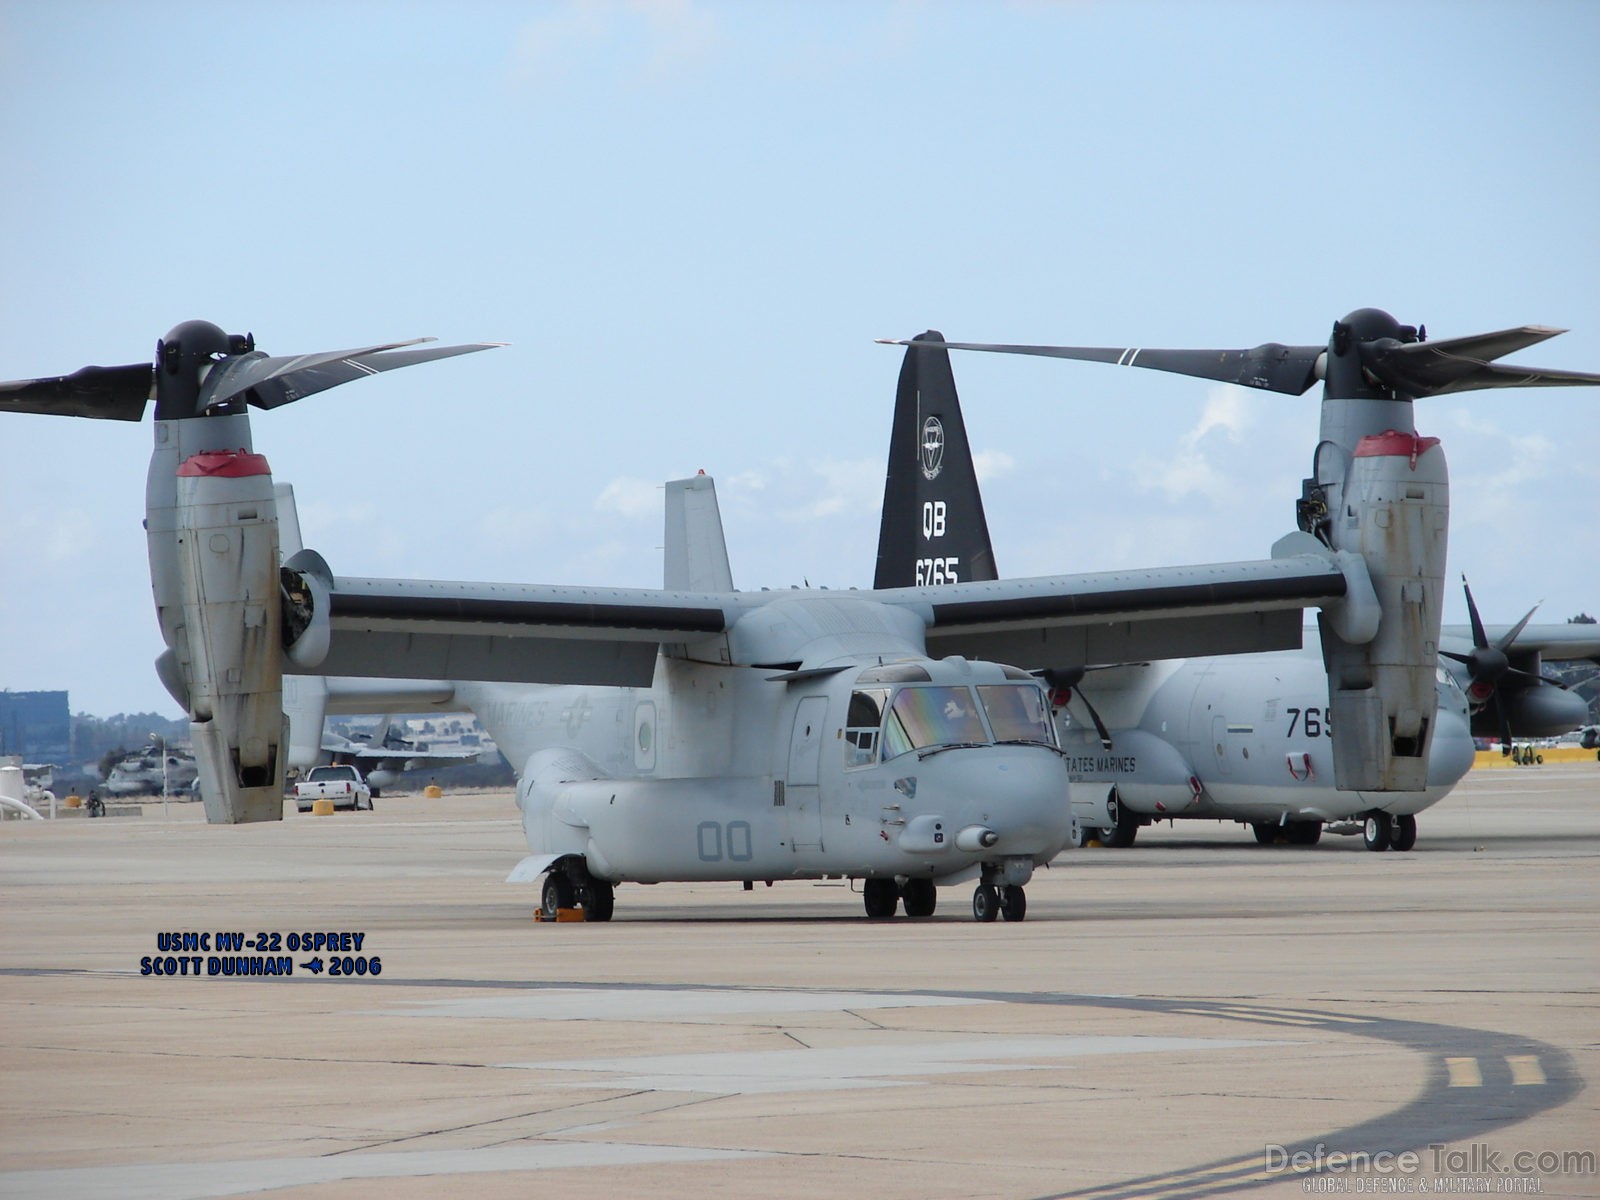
[200,339,505,411]
[0,363,155,421]
[1367,327,1600,397]
[877,338,1325,395]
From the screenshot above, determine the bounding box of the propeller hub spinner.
[155,320,250,421]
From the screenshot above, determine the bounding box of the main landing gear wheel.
[1390,813,1418,852]
[1252,821,1279,845]
[999,885,1027,922]
[901,878,937,918]
[1363,811,1392,852]
[972,883,1000,922]
[582,879,616,922]
[541,872,575,918]
[1285,821,1322,846]
[863,877,899,919]
[1073,823,1097,848]
[1102,789,1139,848]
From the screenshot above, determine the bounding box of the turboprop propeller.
[1038,666,1114,751]
[1443,577,1574,755]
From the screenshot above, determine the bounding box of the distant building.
[0,691,71,765]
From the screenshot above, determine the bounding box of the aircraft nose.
[1427,704,1476,789]
[914,747,1073,858]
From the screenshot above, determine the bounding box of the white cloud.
[1126,384,1268,504]
[802,456,881,520]
[4,507,101,566]
[595,476,662,518]
[512,0,720,85]
[973,448,1016,484]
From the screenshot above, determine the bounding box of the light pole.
[149,732,169,819]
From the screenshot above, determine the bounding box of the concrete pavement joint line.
[381,986,999,1023]
[485,1094,731,1146]
[322,1090,654,1157]
[1,1040,502,1072]
[0,1142,773,1200]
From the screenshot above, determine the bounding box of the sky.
[2,0,1597,718]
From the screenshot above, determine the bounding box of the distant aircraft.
[309,714,480,794]
[102,747,199,797]
[4,319,1435,919]
[1436,593,1597,746]
[880,311,1600,850]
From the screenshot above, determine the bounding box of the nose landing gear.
[972,882,1027,922]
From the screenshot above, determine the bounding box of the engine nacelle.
[170,447,287,822]
[1494,685,1592,740]
[1318,431,1448,792]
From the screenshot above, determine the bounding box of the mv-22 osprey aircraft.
[882,311,1600,851]
[3,317,1441,920]
[878,321,1600,851]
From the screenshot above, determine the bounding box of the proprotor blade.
[1366,325,1600,397]
[0,362,155,421]
[200,339,505,411]
[877,338,1324,395]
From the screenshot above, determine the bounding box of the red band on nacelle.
[176,449,272,478]
[1353,429,1440,469]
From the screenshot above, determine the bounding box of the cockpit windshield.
[978,684,1056,745]
[850,681,1058,762]
[882,686,990,758]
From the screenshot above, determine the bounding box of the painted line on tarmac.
[997,993,1581,1200]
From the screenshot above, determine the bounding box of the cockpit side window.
[845,688,888,766]
[882,685,990,758]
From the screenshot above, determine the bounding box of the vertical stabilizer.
[283,674,330,771]
[874,332,998,589]
[664,473,734,592]
[274,482,304,557]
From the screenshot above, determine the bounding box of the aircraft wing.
[295,575,736,687]
[294,553,1354,685]
[877,554,1351,668]
[344,743,481,767]
[1441,623,1600,664]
